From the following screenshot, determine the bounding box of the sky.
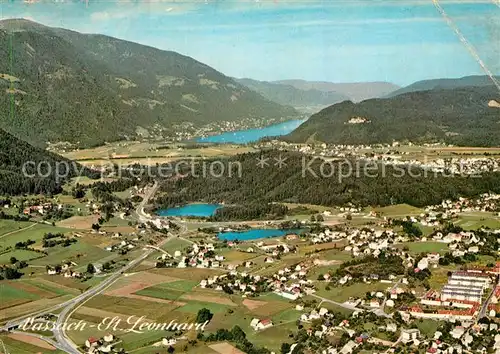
[1,0,499,86]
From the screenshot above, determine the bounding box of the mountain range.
[0,19,296,147]
[274,79,400,102]
[234,78,350,113]
[286,82,500,147]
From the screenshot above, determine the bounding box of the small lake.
[218,228,304,241]
[196,118,306,144]
[157,203,221,217]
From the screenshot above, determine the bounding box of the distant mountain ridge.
[286,85,500,147]
[387,75,500,97]
[274,79,400,102]
[0,19,296,147]
[234,78,350,113]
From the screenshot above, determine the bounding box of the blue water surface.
[196,119,306,144]
[218,228,303,241]
[157,203,221,217]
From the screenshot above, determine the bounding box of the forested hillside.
[286,85,500,146]
[155,151,500,209]
[386,75,500,97]
[0,129,95,195]
[0,19,296,147]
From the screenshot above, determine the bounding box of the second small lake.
[217,228,303,241]
[157,203,221,217]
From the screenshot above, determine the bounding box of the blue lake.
[157,203,221,217]
[218,228,304,241]
[196,118,306,144]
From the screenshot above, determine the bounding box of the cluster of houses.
[174,242,225,269]
[425,194,500,218]
[85,334,117,354]
[197,262,316,299]
[105,239,136,253]
[258,140,500,176]
[46,261,83,278]
[23,202,63,215]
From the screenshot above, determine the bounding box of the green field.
[162,237,192,252]
[0,249,43,263]
[23,279,73,296]
[136,286,185,301]
[454,214,500,230]
[316,282,391,302]
[178,301,229,314]
[30,240,110,266]
[372,204,423,217]
[0,223,71,249]
[0,283,40,303]
[394,241,449,254]
[415,319,445,337]
[0,336,66,354]
[0,220,35,236]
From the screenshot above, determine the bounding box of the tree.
[87,263,95,274]
[316,214,324,222]
[231,325,246,342]
[9,256,17,264]
[102,262,112,271]
[167,346,175,353]
[91,223,100,231]
[196,308,213,323]
[281,343,292,354]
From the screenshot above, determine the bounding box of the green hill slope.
[0,19,296,147]
[0,129,94,196]
[387,75,500,98]
[286,85,500,146]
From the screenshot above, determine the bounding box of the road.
[478,278,499,319]
[312,294,361,312]
[0,222,37,239]
[52,237,171,354]
[136,181,159,222]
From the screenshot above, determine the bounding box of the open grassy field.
[0,249,43,263]
[30,239,110,266]
[394,241,449,255]
[0,335,66,354]
[315,281,392,302]
[162,237,192,252]
[0,223,71,249]
[0,282,40,306]
[372,204,424,217]
[454,214,500,230]
[0,295,73,323]
[62,141,257,166]
[0,220,36,236]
